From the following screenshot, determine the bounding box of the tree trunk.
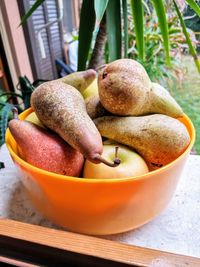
[88,14,107,70]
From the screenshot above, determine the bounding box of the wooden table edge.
[0,218,199,266]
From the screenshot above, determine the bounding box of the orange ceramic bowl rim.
[5,108,195,184]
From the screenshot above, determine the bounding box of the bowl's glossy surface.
[5,108,195,235]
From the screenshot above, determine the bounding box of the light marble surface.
[0,144,200,258]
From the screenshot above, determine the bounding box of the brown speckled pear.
[98,59,183,117]
[60,69,96,94]
[85,94,108,119]
[94,115,190,170]
[8,119,84,176]
[31,81,118,166]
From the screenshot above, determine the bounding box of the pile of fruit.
[8,59,190,179]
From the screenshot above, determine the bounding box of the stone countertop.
[0,144,200,258]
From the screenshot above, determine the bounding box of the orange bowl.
[5,108,195,235]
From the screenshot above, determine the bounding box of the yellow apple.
[25,112,45,128]
[82,78,98,99]
[83,144,149,179]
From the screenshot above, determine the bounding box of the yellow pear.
[94,115,190,170]
[61,69,96,94]
[83,78,98,99]
[25,112,45,128]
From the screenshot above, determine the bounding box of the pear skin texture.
[83,78,98,99]
[98,59,183,118]
[149,83,183,117]
[85,95,108,119]
[60,69,96,94]
[98,59,152,116]
[31,81,103,163]
[94,115,190,170]
[8,119,84,176]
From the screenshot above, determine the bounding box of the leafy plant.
[0,76,35,146]
[0,102,15,146]
[77,0,200,72]
[19,0,200,74]
[173,0,200,73]
[127,6,198,82]
[19,0,45,26]
[184,1,200,52]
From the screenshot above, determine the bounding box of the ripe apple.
[83,144,149,179]
[82,78,98,99]
[25,112,45,128]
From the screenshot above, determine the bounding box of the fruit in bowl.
[25,111,45,128]
[83,144,149,179]
[94,115,190,170]
[5,59,195,235]
[6,108,195,235]
[8,113,84,177]
[98,59,183,117]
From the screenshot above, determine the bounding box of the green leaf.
[0,92,23,98]
[168,27,181,35]
[78,0,96,70]
[173,0,200,73]
[152,0,170,65]
[106,0,122,61]
[186,0,200,17]
[122,0,128,58]
[0,103,13,146]
[19,0,45,26]
[94,0,109,23]
[130,0,144,60]
[18,76,35,109]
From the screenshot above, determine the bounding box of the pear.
[31,81,119,167]
[82,78,98,99]
[60,69,96,94]
[25,111,45,128]
[98,59,183,117]
[149,82,183,117]
[8,119,84,176]
[94,115,190,170]
[85,95,108,119]
[82,78,108,119]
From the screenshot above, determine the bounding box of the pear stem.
[12,107,19,119]
[94,146,121,167]
[115,146,120,164]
